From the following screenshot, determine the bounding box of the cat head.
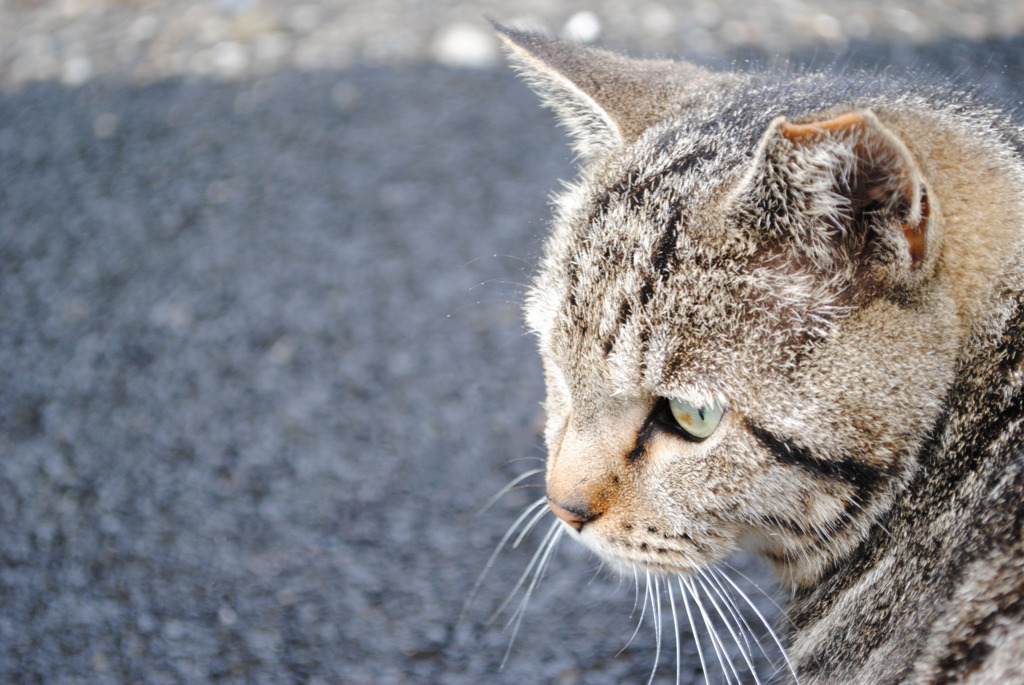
[499,25,962,588]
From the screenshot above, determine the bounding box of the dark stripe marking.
[602,299,634,358]
[617,299,633,326]
[627,417,657,462]
[936,590,1024,681]
[639,280,655,307]
[651,222,677,278]
[747,421,884,499]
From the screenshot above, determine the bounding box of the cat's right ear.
[734,110,931,274]
[494,23,717,161]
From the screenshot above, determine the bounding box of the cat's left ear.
[495,23,730,161]
[737,109,930,271]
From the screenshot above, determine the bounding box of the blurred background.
[4,0,1024,87]
[2,1,1024,683]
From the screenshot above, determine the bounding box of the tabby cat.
[496,24,1024,683]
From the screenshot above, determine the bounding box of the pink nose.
[548,498,599,532]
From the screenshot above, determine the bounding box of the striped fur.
[499,25,1024,682]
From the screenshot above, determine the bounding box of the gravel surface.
[2,2,1024,684]
[3,1,1024,89]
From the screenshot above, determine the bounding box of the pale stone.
[562,11,602,43]
[432,23,498,69]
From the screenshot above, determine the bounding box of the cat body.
[498,25,1024,683]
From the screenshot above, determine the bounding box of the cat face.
[502,26,962,589]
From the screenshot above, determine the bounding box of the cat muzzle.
[547,498,600,532]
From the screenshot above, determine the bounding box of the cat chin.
[594,549,697,580]
[570,523,712,579]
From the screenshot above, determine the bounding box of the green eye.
[668,398,724,440]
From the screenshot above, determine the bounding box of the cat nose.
[548,498,600,532]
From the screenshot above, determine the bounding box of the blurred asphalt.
[2,29,1024,685]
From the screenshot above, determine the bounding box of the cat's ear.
[495,23,721,160]
[738,109,930,270]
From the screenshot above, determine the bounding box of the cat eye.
[667,397,724,440]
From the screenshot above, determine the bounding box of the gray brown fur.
[498,23,1024,683]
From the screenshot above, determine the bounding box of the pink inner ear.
[902,192,929,268]
[779,111,930,269]
[779,112,866,141]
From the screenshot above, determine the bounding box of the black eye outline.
[627,397,729,462]
[652,397,724,442]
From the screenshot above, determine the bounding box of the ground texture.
[2,3,1024,683]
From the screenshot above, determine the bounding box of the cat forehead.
[528,111,856,397]
[531,211,840,401]
[588,107,767,224]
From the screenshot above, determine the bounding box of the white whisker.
[701,568,754,653]
[618,566,648,657]
[477,468,545,514]
[714,567,800,683]
[647,575,663,685]
[462,496,548,624]
[667,580,682,685]
[694,571,760,684]
[721,561,796,630]
[513,499,555,549]
[703,568,772,664]
[685,575,738,684]
[493,517,559,623]
[630,564,642,617]
[500,521,564,669]
[679,577,710,685]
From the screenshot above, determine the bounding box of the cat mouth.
[605,551,699,578]
[571,527,705,576]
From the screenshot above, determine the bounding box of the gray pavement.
[2,14,1024,685]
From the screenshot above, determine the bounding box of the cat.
[495,23,1024,684]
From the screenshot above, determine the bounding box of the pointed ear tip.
[490,20,536,57]
[489,20,537,45]
[489,21,577,56]
[488,18,510,36]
